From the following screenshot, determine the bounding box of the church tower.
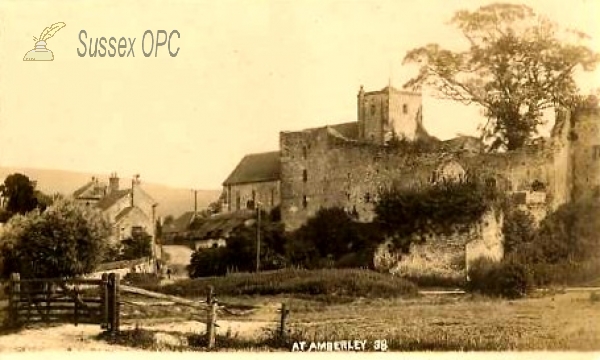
[357,85,423,145]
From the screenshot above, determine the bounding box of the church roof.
[223,151,281,186]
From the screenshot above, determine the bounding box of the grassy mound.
[145,268,418,299]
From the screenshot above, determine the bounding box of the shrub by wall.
[467,257,534,298]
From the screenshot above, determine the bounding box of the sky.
[0,0,598,190]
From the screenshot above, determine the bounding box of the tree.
[502,208,536,254]
[0,198,112,279]
[186,218,287,277]
[403,3,599,151]
[120,231,153,260]
[0,173,40,215]
[287,207,382,269]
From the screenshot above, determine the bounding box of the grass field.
[276,291,600,351]
[107,290,600,351]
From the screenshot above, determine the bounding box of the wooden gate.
[7,272,120,332]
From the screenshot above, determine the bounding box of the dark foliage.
[286,207,383,269]
[188,247,229,278]
[374,176,499,251]
[467,257,534,298]
[0,174,42,218]
[187,219,287,278]
[502,208,536,254]
[0,200,111,279]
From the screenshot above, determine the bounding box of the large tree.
[403,3,599,151]
[0,173,39,215]
[0,198,112,278]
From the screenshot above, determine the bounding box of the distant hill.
[0,166,220,218]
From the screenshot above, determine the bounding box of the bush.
[502,208,536,255]
[0,199,111,279]
[287,208,382,269]
[375,176,499,251]
[187,247,228,278]
[467,257,533,299]
[144,268,418,300]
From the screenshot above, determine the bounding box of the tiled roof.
[73,180,107,199]
[163,211,197,234]
[115,206,135,222]
[189,210,255,240]
[223,151,281,186]
[96,189,130,210]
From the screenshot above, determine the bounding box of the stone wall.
[570,107,600,202]
[223,180,280,213]
[373,209,503,280]
[115,207,153,241]
[280,125,556,232]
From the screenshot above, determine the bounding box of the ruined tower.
[569,105,600,202]
[357,85,423,145]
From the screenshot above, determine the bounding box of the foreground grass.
[99,291,600,352]
[279,291,600,351]
[142,268,418,301]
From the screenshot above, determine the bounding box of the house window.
[370,104,376,115]
[271,189,275,206]
[593,145,600,159]
[302,196,307,209]
[235,191,241,210]
[303,169,308,182]
[485,177,497,189]
[403,104,408,114]
[302,146,308,159]
[132,226,143,236]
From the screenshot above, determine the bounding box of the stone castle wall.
[372,209,504,280]
[570,107,600,202]
[280,126,559,232]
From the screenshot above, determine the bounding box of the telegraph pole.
[256,202,261,273]
[191,189,198,219]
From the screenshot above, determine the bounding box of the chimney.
[131,174,140,207]
[109,173,119,193]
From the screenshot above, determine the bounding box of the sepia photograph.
[0,0,599,357]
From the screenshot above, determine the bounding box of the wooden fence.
[7,272,120,332]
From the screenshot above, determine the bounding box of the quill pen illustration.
[24,22,66,61]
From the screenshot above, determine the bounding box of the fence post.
[207,285,214,304]
[101,273,108,330]
[107,273,121,334]
[9,273,20,327]
[206,299,217,349]
[74,286,79,327]
[114,273,121,334]
[279,303,289,341]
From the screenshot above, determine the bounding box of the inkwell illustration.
[23,22,66,61]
